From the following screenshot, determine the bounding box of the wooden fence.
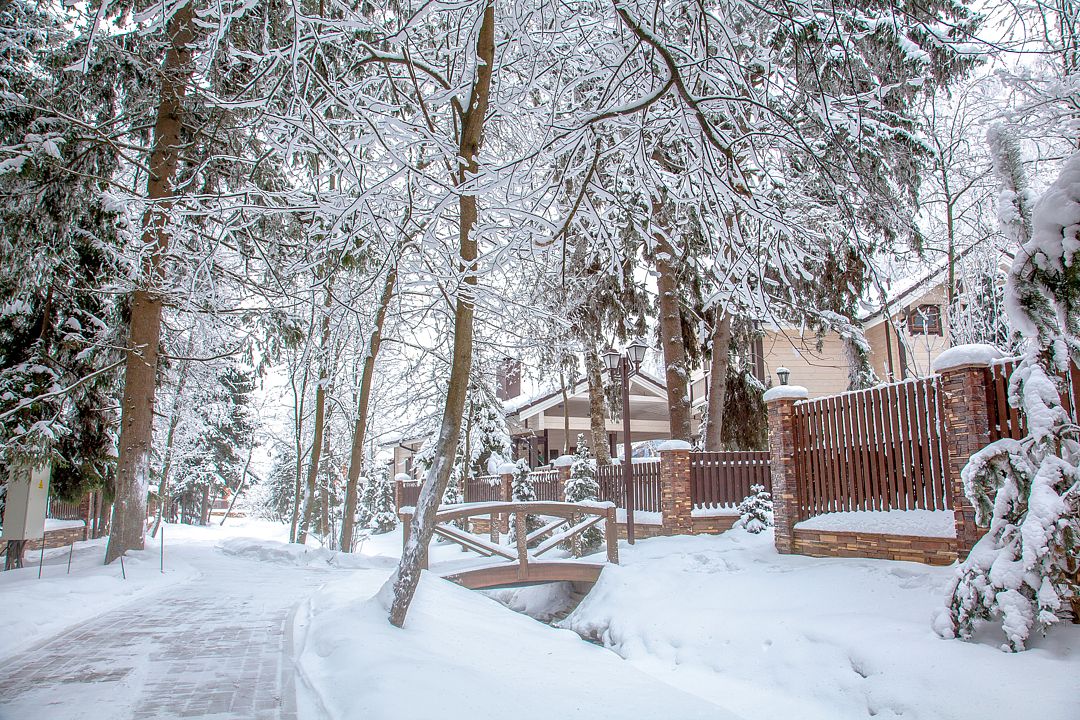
[528,469,562,502]
[398,481,422,508]
[793,376,951,517]
[987,358,1080,442]
[47,498,84,521]
[690,451,771,509]
[596,461,663,513]
[464,475,502,503]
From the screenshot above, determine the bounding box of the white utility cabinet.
[1,463,51,541]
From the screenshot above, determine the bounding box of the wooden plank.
[929,379,947,510]
[811,401,826,516]
[872,386,889,511]
[841,392,857,512]
[902,381,919,510]
[857,390,872,511]
[444,562,605,590]
[828,394,843,513]
[887,383,905,511]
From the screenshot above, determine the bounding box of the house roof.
[507,369,668,422]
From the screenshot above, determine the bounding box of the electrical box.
[1,463,51,541]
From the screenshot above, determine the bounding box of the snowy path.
[0,548,331,720]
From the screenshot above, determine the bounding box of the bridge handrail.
[401,500,614,526]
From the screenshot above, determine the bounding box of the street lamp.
[603,340,648,544]
[776,366,791,386]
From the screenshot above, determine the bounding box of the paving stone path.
[0,552,329,720]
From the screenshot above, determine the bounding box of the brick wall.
[938,364,990,559]
[660,449,693,535]
[25,524,87,552]
[792,528,957,566]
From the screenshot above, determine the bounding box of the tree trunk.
[703,313,732,451]
[200,485,211,526]
[389,1,494,628]
[297,283,333,545]
[106,3,197,564]
[341,263,398,551]
[288,342,311,543]
[151,349,192,538]
[584,344,611,464]
[560,371,570,454]
[653,236,693,442]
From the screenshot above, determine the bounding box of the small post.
[515,510,528,582]
[160,523,164,574]
[66,542,74,574]
[37,539,45,579]
[605,505,619,565]
[764,384,809,554]
[119,552,126,580]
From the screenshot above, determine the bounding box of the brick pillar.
[765,386,808,554]
[553,455,574,501]
[80,492,94,541]
[937,358,997,559]
[660,446,693,535]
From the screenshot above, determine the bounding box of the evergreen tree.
[940,152,1080,652]
[736,485,774,534]
[368,465,397,535]
[564,434,603,554]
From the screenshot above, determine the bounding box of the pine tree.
[564,434,603,554]
[509,458,544,544]
[368,465,397,535]
[940,152,1080,652]
[736,484,774,534]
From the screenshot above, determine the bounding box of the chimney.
[496,358,522,401]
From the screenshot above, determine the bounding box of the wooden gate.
[793,377,951,517]
[689,451,771,509]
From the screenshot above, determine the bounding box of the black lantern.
[776,366,791,386]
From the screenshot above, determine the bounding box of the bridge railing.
[398,500,619,588]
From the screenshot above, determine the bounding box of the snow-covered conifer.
[736,485,774,534]
[368,466,397,535]
[940,153,1080,652]
[565,434,602,554]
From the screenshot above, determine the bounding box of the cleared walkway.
[0,552,328,720]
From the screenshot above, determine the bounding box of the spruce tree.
[564,434,603,554]
[736,484,774,534]
[940,152,1080,652]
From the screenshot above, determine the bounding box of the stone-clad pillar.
[764,385,808,554]
[552,455,574,501]
[932,345,1003,560]
[659,443,693,535]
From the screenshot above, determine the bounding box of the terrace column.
[765,385,808,554]
[394,473,410,518]
[659,443,693,535]
[932,345,1003,560]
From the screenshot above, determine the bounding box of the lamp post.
[776,366,791,386]
[603,339,649,544]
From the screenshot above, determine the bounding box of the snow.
[656,439,693,451]
[930,343,1005,372]
[44,518,86,531]
[615,509,662,525]
[393,473,411,482]
[496,462,518,475]
[295,569,732,720]
[551,454,576,467]
[561,531,1078,720]
[3,519,1077,720]
[0,533,195,660]
[691,506,740,517]
[795,509,958,538]
[762,384,809,401]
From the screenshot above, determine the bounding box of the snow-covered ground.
[560,530,1079,720]
[2,519,1076,720]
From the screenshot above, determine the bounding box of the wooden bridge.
[399,501,619,590]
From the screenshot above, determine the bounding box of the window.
[908,304,942,336]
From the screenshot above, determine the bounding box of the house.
[504,368,691,465]
[690,268,958,400]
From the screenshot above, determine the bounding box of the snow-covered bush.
[564,435,602,554]
[939,152,1080,652]
[508,458,544,545]
[369,469,398,535]
[736,484,774,534]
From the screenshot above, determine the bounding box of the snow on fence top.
[762,385,809,402]
[931,343,1005,373]
[656,439,693,451]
